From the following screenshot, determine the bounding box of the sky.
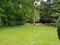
[43,0,53,3]
[43,0,47,2]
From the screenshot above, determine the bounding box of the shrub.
[0,21,4,27]
[57,16,60,40]
[9,21,16,26]
[40,15,53,23]
[1,14,9,26]
[52,19,57,27]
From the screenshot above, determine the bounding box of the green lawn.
[0,25,60,45]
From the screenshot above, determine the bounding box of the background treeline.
[40,0,60,26]
[0,0,60,27]
[0,0,34,26]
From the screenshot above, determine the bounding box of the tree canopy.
[0,0,60,27]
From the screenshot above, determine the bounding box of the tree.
[40,0,60,24]
[40,0,53,23]
[30,0,40,25]
[0,0,35,26]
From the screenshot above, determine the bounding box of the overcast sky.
[43,0,47,2]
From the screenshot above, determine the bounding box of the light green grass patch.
[0,25,60,45]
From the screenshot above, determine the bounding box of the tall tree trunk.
[32,8,35,25]
[33,13,35,25]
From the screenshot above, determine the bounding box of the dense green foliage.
[57,16,60,40]
[0,0,60,27]
[40,1,53,23]
[29,9,40,23]
[40,0,60,24]
[0,0,34,26]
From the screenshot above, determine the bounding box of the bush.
[0,15,1,27]
[0,21,4,27]
[16,14,27,25]
[40,15,53,23]
[16,20,26,25]
[9,21,16,26]
[53,22,57,27]
[0,14,8,26]
[52,19,57,27]
[57,16,60,40]
[0,0,33,27]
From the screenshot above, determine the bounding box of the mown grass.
[0,25,60,45]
